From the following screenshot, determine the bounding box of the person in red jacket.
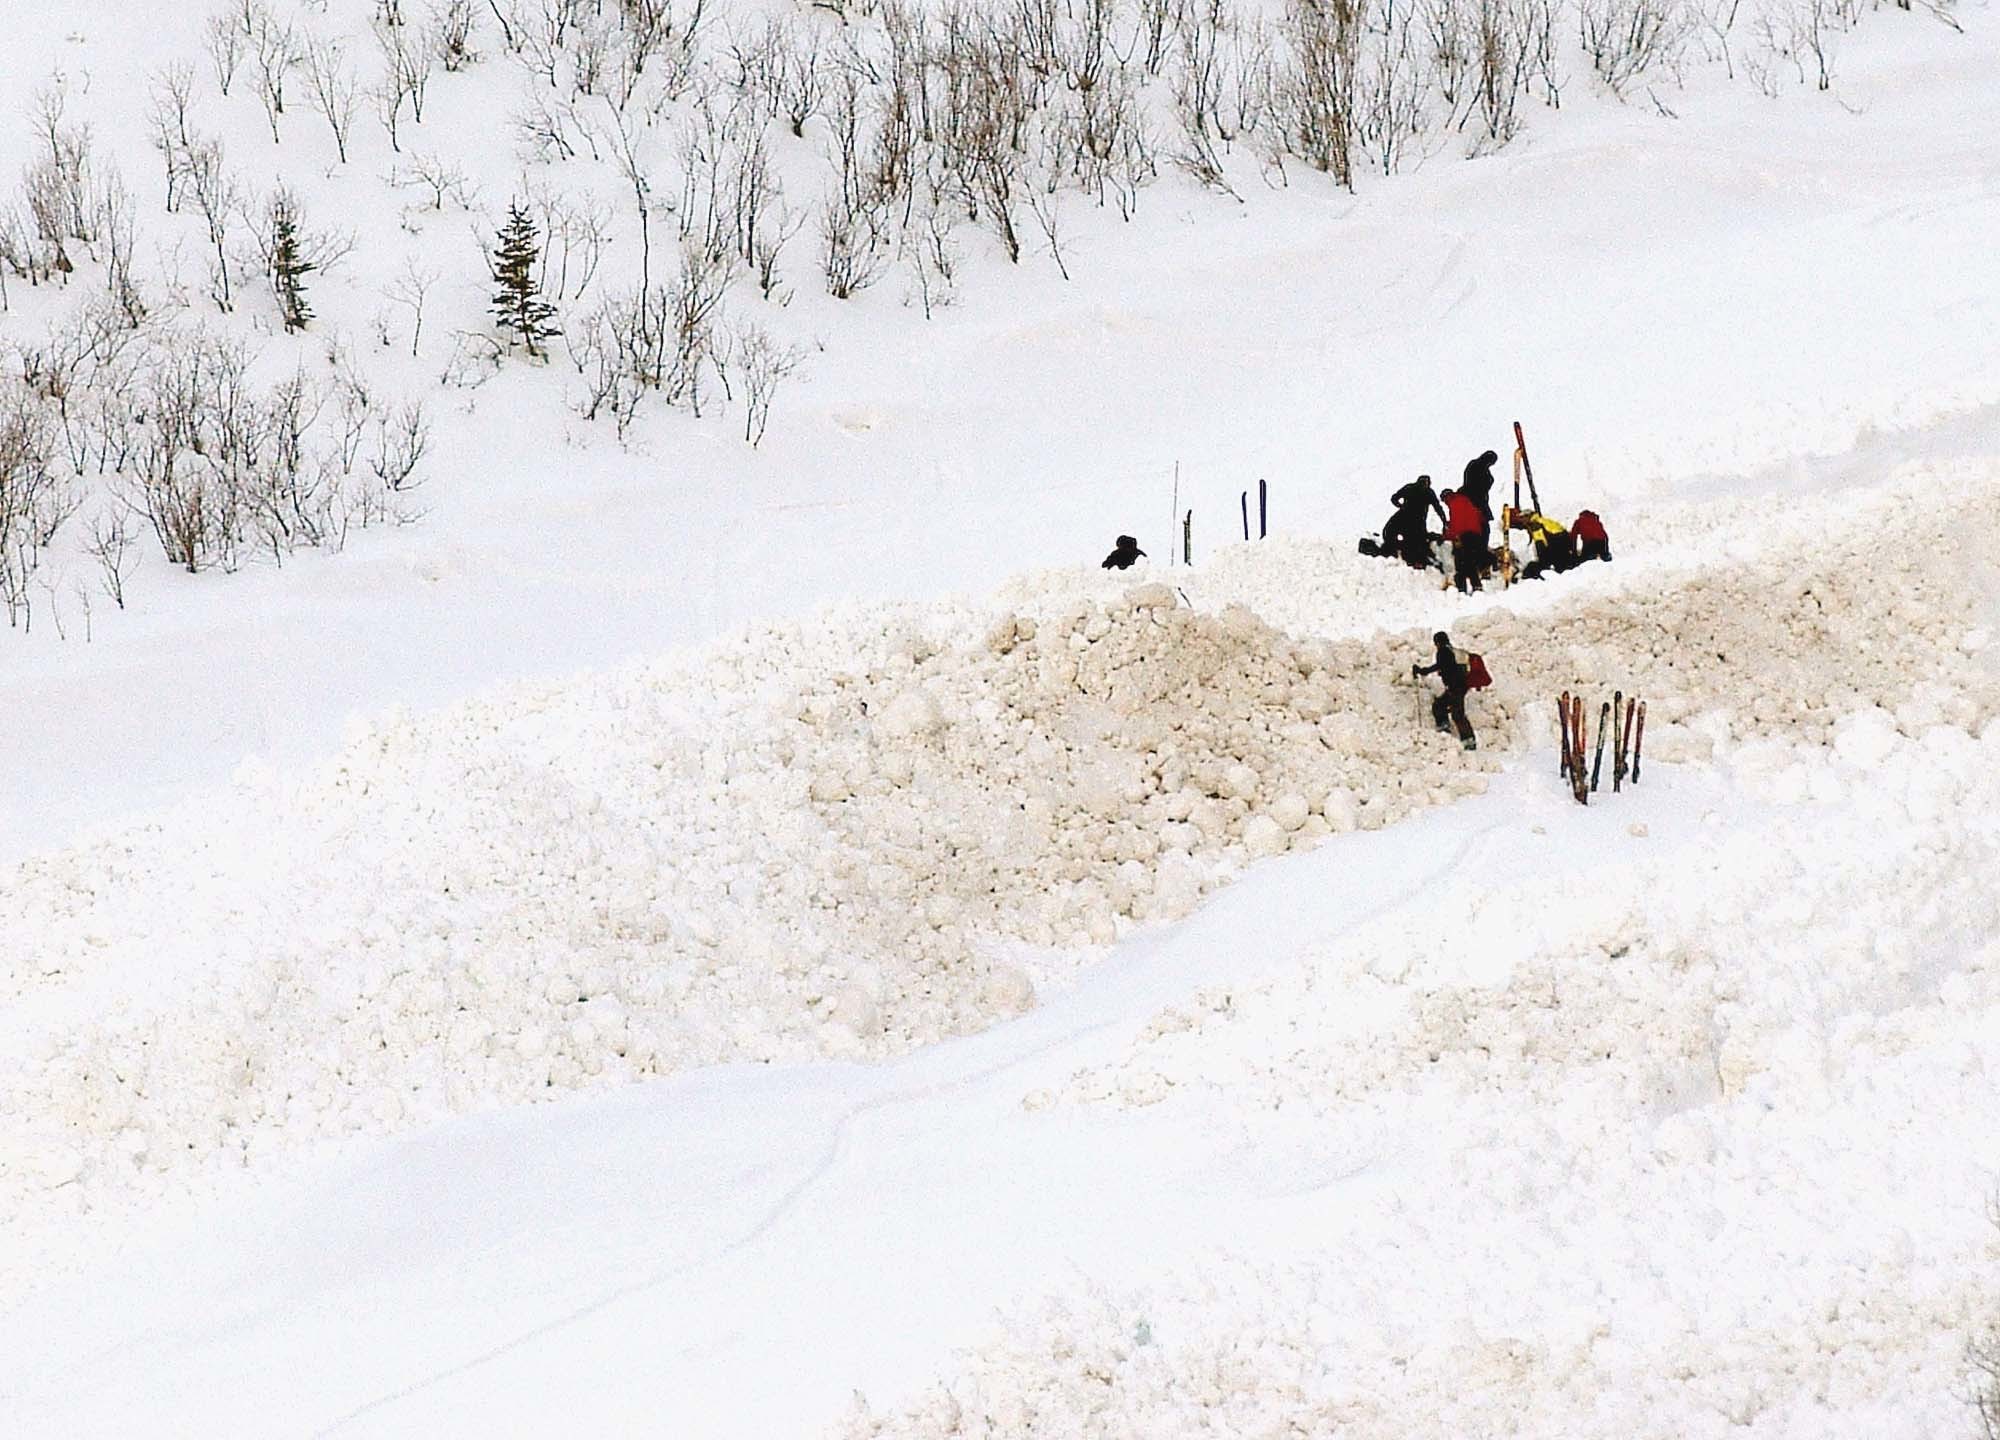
[1441,487,1487,593]
[1572,509,1611,564]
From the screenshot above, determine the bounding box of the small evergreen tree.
[490,202,558,358]
[269,191,315,333]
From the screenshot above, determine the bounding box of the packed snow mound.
[1,471,1994,1285]
[848,729,2000,1440]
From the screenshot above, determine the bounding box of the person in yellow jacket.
[1515,510,1577,579]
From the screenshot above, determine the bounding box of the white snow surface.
[4,0,2000,1434]
[4,460,1999,1436]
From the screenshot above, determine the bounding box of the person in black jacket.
[1102,534,1146,569]
[1413,630,1477,750]
[1379,475,1445,568]
[1461,450,1500,527]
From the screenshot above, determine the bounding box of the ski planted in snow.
[1591,701,1610,791]
[1611,691,1625,791]
[1512,420,1543,515]
[1632,701,1647,784]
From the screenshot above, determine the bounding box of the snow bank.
[847,725,2000,1439]
[2,468,1994,1284]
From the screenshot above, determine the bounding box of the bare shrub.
[303,36,363,163]
[1277,0,1366,188]
[1578,0,1691,94]
[730,320,803,445]
[85,508,137,608]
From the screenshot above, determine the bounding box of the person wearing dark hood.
[1379,474,1446,569]
[1461,450,1500,528]
[1412,630,1477,750]
[1102,534,1146,570]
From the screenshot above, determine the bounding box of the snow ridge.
[2,468,1995,1292]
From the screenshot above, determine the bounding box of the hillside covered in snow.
[2,0,1998,1435]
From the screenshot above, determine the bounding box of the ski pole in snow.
[1170,463,1180,567]
[1259,478,1267,539]
[1241,490,1249,541]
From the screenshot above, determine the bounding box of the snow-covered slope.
[3,0,2000,1434]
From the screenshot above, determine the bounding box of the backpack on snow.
[1465,652,1492,690]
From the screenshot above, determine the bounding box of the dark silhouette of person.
[1102,534,1146,570]
[1461,450,1500,529]
[1413,630,1476,750]
[1380,475,1445,568]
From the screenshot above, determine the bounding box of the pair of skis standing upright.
[1558,690,1644,804]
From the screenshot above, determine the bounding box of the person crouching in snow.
[1572,509,1611,564]
[1379,474,1446,569]
[1413,630,1478,751]
[1102,534,1146,570]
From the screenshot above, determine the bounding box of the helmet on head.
[1433,631,1449,647]
[1116,535,1137,548]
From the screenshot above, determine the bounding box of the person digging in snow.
[1441,488,1487,593]
[1572,508,1612,565]
[1378,474,1446,569]
[1413,630,1479,750]
[1101,534,1146,570]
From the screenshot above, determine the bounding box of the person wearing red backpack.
[1412,630,1486,751]
[1572,509,1612,564]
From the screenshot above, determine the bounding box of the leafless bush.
[369,400,431,491]
[526,183,611,302]
[782,25,827,138]
[252,9,304,143]
[1277,0,1366,188]
[428,0,482,70]
[730,320,803,446]
[204,8,250,95]
[94,169,146,326]
[821,187,891,299]
[375,11,437,149]
[23,79,97,277]
[1468,0,1531,150]
[514,86,584,161]
[1357,11,1436,175]
[568,242,738,431]
[184,136,240,309]
[303,36,362,163]
[902,198,960,318]
[1578,0,1691,94]
[85,508,137,609]
[397,152,478,209]
[385,256,439,356]
[0,384,67,626]
[147,62,201,212]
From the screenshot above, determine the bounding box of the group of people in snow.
[1368,451,1610,591]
